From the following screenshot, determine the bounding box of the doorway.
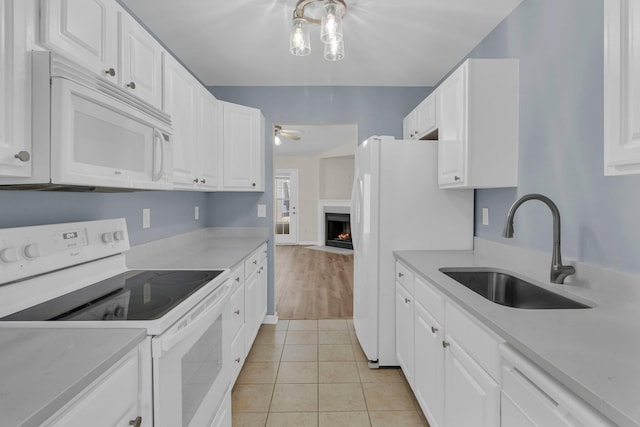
[274,169,298,245]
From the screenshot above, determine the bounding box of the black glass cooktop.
[1,270,224,321]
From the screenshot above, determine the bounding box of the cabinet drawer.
[43,347,140,427]
[229,279,245,339]
[257,243,267,262]
[245,250,261,277]
[414,275,444,324]
[445,302,502,380]
[395,262,414,294]
[229,265,245,290]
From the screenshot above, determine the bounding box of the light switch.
[482,208,489,226]
[195,206,200,220]
[143,208,151,229]
[257,204,267,218]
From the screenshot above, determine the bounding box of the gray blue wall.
[466,0,640,274]
[207,86,433,315]
[0,190,208,245]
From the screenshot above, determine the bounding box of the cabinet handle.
[201,178,206,184]
[252,182,256,187]
[404,298,411,304]
[129,416,142,427]
[431,326,438,333]
[126,81,136,89]
[105,68,116,76]
[253,260,257,265]
[234,309,240,315]
[398,272,404,278]
[235,357,241,363]
[235,276,240,282]
[14,151,30,162]
[193,178,199,183]
[454,175,461,181]
[442,340,450,348]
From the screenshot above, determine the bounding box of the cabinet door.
[118,12,163,108]
[41,0,118,82]
[197,88,220,189]
[0,0,31,177]
[222,102,262,190]
[395,282,414,385]
[437,63,467,187]
[403,110,416,139]
[164,54,198,187]
[414,302,444,427]
[604,0,640,175]
[257,258,268,323]
[444,335,500,427]
[416,94,437,137]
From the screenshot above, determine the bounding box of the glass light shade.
[324,39,344,61]
[321,1,344,44]
[289,18,311,56]
[274,134,282,146]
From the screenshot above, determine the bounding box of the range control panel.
[0,219,129,285]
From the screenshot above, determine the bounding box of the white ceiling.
[120,0,522,87]
[273,123,358,156]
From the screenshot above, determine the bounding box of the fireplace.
[325,213,353,249]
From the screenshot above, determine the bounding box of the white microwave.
[0,52,173,191]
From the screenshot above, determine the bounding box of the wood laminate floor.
[275,245,353,320]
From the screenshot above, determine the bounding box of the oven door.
[151,281,232,427]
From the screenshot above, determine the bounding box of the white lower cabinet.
[42,340,151,427]
[414,301,444,427]
[444,335,500,427]
[396,261,501,427]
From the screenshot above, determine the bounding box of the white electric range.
[0,218,232,427]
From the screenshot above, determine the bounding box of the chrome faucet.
[502,193,575,284]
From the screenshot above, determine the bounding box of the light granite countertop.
[0,328,146,427]
[395,239,640,427]
[126,227,269,270]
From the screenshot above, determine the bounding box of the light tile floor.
[232,319,430,427]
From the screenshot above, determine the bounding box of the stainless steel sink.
[439,268,590,309]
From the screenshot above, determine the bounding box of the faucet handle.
[552,264,576,284]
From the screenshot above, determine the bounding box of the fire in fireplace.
[325,213,353,250]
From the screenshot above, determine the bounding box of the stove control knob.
[103,312,115,320]
[0,247,19,263]
[101,233,114,243]
[114,306,125,318]
[113,230,125,241]
[23,244,41,259]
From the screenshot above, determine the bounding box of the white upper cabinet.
[0,0,32,178]
[118,12,163,108]
[41,0,163,109]
[163,53,198,188]
[41,0,119,83]
[437,59,519,189]
[403,92,438,140]
[222,102,265,191]
[604,0,640,175]
[197,87,220,190]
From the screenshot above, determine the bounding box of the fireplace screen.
[325,213,353,249]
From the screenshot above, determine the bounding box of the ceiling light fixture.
[289,0,347,61]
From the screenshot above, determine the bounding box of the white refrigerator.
[350,136,474,366]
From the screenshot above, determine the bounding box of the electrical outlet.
[143,208,151,229]
[195,206,200,220]
[257,204,267,218]
[482,207,489,226]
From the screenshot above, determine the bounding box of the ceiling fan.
[274,125,303,145]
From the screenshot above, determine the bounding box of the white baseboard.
[297,241,319,246]
[263,314,279,324]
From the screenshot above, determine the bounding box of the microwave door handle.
[157,282,231,355]
[152,129,164,182]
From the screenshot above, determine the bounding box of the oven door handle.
[155,282,231,356]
